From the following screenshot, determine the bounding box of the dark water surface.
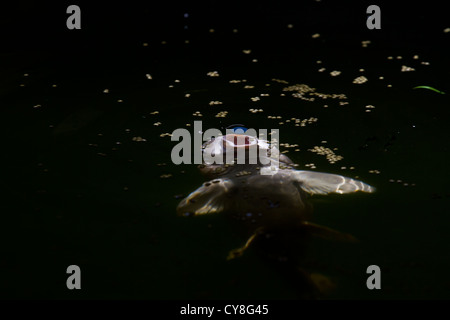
[1,1,450,299]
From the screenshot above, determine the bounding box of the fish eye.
[226,124,248,134]
[233,127,248,134]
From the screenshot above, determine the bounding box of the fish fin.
[309,272,337,296]
[294,170,375,195]
[299,221,358,242]
[226,228,265,260]
[177,179,233,216]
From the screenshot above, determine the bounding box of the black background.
[1,0,450,301]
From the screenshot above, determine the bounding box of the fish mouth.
[203,133,270,157]
[222,134,258,150]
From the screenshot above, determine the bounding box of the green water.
[1,2,450,299]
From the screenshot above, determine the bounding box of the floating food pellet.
[272,78,289,84]
[215,111,228,118]
[308,146,343,163]
[401,65,415,72]
[207,71,219,77]
[353,76,368,84]
[160,133,172,137]
[330,71,341,77]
